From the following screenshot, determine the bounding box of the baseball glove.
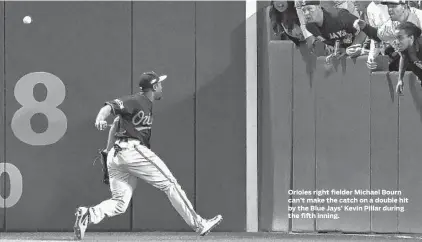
[93,149,109,185]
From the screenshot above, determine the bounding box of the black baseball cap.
[296,0,320,7]
[138,71,167,90]
[381,0,406,4]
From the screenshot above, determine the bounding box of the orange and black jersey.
[106,93,153,148]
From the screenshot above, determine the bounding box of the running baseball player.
[73,71,223,240]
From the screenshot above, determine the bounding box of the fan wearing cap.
[73,71,223,240]
[355,0,422,71]
[299,0,369,58]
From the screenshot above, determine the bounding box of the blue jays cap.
[381,0,406,4]
[138,71,167,90]
[296,0,320,7]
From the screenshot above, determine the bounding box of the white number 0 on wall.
[0,163,23,208]
[1,72,67,208]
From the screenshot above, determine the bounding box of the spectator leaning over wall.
[408,0,422,9]
[296,0,359,54]
[296,0,317,48]
[298,0,368,59]
[393,22,422,94]
[355,15,422,93]
[269,1,307,46]
[353,1,385,52]
[360,1,391,69]
[364,0,422,71]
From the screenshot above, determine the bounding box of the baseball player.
[73,71,223,240]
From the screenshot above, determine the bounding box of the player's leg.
[89,159,137,223]
[74,150,137,240]
[124,144,222,235]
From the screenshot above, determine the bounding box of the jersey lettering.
[307,8,358,48]
[132,110,153,126]
[109,94,153,148]
[329,30,347,39]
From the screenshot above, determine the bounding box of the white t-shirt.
[367,2,390,28]
[332,0,360,17]
[368,4,422,60]
[410,6,422,27]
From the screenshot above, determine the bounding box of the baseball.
[23,16,32,24]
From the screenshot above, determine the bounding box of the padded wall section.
[398,73,422,233]
[370,72,399,233]
[195,1,247,231]
[314,57,371,232]
[4,2,131,231]
[131,1,196,231]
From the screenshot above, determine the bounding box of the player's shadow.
[151,17,247,233]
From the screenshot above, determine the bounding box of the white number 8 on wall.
[11,72,67,146]
[2,72,68,208]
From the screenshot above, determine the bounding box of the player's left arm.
[97,117,119,185]
[106,116,120,152]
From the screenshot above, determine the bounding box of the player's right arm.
[95,105,112,131]
[95,95,133,131]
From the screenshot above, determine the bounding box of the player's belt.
[113,138,143,156]
[112,144,122,157]
[117,137,129,143]
[135,126,151,131]
[116,137,140,145]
